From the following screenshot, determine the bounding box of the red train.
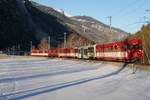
[31,39,143,62]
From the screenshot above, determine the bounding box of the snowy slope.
[54,8,72,17]
[0,57,150,100]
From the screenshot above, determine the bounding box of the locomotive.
[31,39,143,62]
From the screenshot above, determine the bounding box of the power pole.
[108,16,112,32]
[146,9,150,23]
[12,45,15,55]
[18,44,20,55]
[142,35,145,63]
[48,36,51,50]
[107,16,112,42]
[143,16,147,24]
[30,41,32,52]
[64,32,67,48]
[7,47,9,55]
[82,25,86,33]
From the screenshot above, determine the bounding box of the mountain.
[0,0,129,52]
[53,8,72,17]
[32,1,129,43]
[129,24,150,63]
[70,16,129,43]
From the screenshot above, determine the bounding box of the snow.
[71,18,95,24]
[54,8,72,17]
[0,57,150,100]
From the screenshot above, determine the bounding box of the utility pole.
[146,9,150,23]
[7,47,10,55]
[82,25,86,33]
[30,41,32,52]
[12,45,15,55]
[18,44,20,55]
[108,16,112,32]
[48,36,51,50]
[64,32,67,48]
[143,16,147,24]
[142,35,145,63]
[107,16,112,42]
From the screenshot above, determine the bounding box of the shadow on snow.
[2,63,128,100]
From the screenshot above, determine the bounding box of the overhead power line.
[113,0,149,21]
[121,0,148,17]
[112,0,141,17]
[119,21,145,28]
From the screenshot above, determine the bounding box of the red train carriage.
[31,50,48,56]
[58,48,77,58]
[95,39,143,62]
[48,49,59,57]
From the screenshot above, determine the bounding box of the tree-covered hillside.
[129,24,150,63]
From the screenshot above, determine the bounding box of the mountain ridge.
[0,0,129,51]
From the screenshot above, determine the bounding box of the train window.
[75,49,78,53]
[111,46,113,50]
[133,45,138,49]
[124,44,136,50]
[88,47,94,53]
[104,47,107,52]
[84,49,88,55]
[97,47,102,52]
[78,49,81,53]
[104,47,106,52]
[104,47,110,52]
[126,44,141,50]
[129,45,137,49]
[109,46,112,51]
[131,44,143,50]
[138,44,143,49]
[123,44,129,50]
[64,49,67,53]
[114,45,118,49]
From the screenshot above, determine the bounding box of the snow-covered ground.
[0,57,150,100]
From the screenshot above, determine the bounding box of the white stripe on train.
[96,52,128,58]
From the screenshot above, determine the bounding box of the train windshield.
[138,43,143,50]
[124,43,143,50]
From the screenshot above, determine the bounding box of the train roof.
[96,39,142,47]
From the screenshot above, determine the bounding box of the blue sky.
[32,0,150,33]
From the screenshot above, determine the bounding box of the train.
[31,39,143,62]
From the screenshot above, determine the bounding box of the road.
[0,57,150,100]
